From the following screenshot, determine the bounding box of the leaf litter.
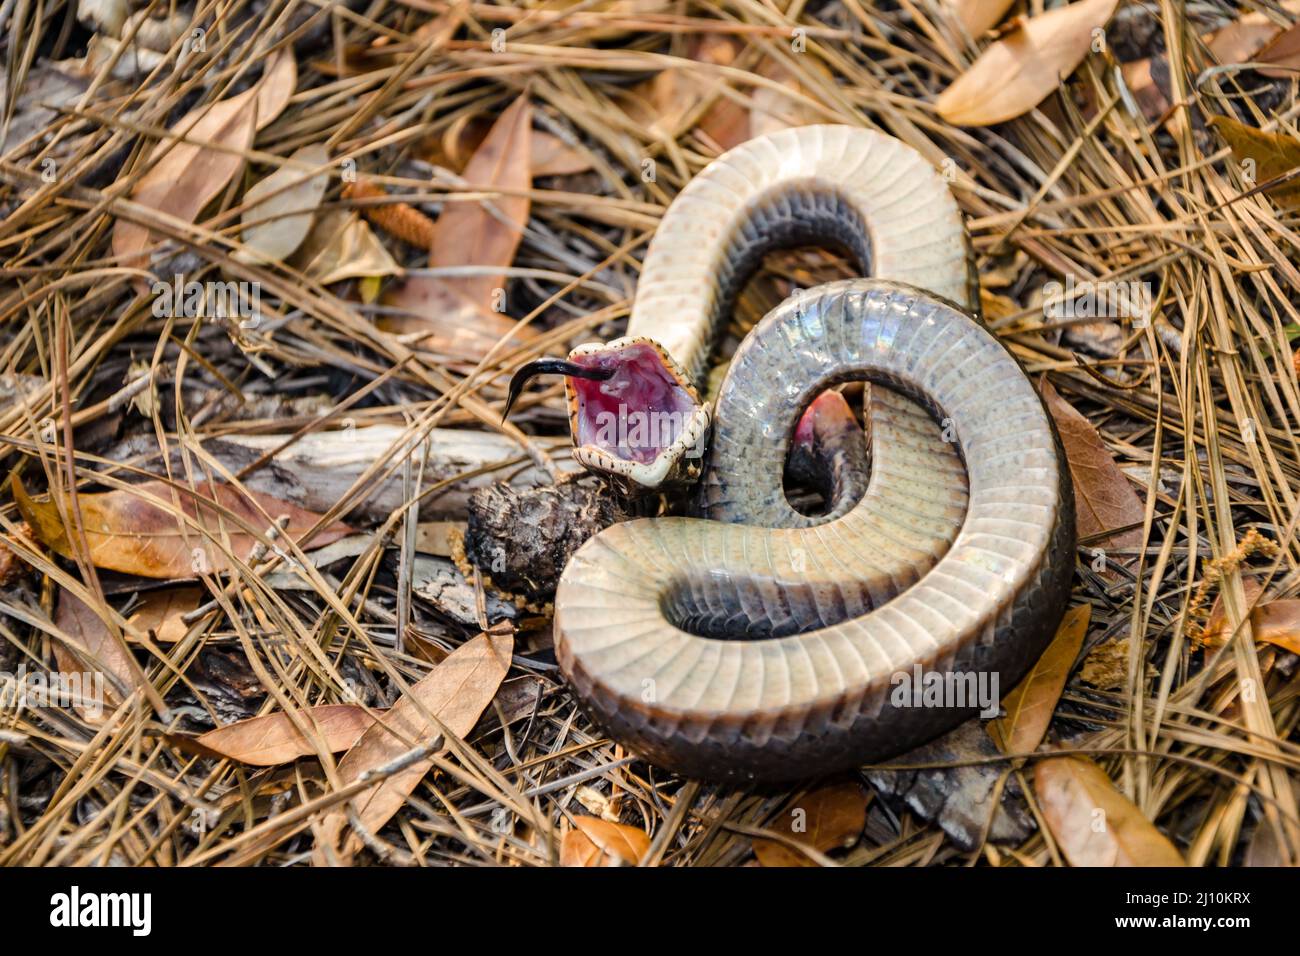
[0,0,1297,868]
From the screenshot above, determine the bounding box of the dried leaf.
[1040,378,1145,551]
[991,603,1090,754]
[753,782,868,866]
[53,588,138,716]
[948,0,1018,38]
[1209,114,1300,210]
[385,94,532,327]
[1034,756,1185,866]
[14,476,351,579]
[1201,578,1300,654]
[314,628,512,862]
[111,50,297,277]
[1208,13,1284,65]
[936,0,1118,126]
[1257,22,1300,77]
[196,704,377,766]
[561,817,651,866]
[420,115,590,177]
[125,586,203,643]
[236,143,330,264]
[530,133,592,177]
[291,209,400,286]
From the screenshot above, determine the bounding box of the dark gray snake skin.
[553,128,1075,782]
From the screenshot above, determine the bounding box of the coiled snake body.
[518,127,1074,781]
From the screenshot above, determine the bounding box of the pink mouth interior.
[571,344,698,465]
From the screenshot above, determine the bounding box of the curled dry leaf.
[990,603,1090,754]
[1209,115,1300,210]
[1034,756,1185,866]
[290,209,400,286]
[313,628,512,863]
[195,704,378,766]
[752,781,868,866]
[112,49,297,281]
[13,475,352,579]
[561,816,651,867]
[384,93,532,331]
[1040,378,1145,552]
[936,0,1118,126]
[236,143,330,264]
[53,588,139,716]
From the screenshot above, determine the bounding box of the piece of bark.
[865,719,1034,851]
[105,425,577,522]
[464,475,632,602]
[411,556,520,626]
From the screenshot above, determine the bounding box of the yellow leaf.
[1209,114,1300,209]
[990,604,1090,754]
[936,0,1118,126]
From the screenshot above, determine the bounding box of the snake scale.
[512,126,1075,782]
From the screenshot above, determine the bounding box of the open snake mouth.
[505,337,710,492]
[566,339,709,491]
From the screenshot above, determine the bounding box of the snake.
[505,126,1075,782]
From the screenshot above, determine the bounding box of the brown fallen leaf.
[1040,378,1145,552]
[1121,12,1288,121]
[937,0,1118,126]
[1200,578,1300,654]
[561,817,651,867]
[1209,114,1300,210]
[14,475,352,579]
[195,704,378,766]
[125,586,204,643]
[112,50,296,280]
[419,114,592,178]
[53,588,138,717]
[752,781,868,866]
[1034,755,1185,866]
[1257,22,1300,77]
[313,628,512,863]
[625,35,748,151]
[383,93,532,332]
[990,603,1090,754]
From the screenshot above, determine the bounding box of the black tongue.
[502,358,616,422]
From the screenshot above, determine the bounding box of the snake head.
[505,337,710,495]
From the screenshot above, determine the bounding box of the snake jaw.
[565,337,710,494]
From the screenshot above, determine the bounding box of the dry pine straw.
[0,0,1298,867]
